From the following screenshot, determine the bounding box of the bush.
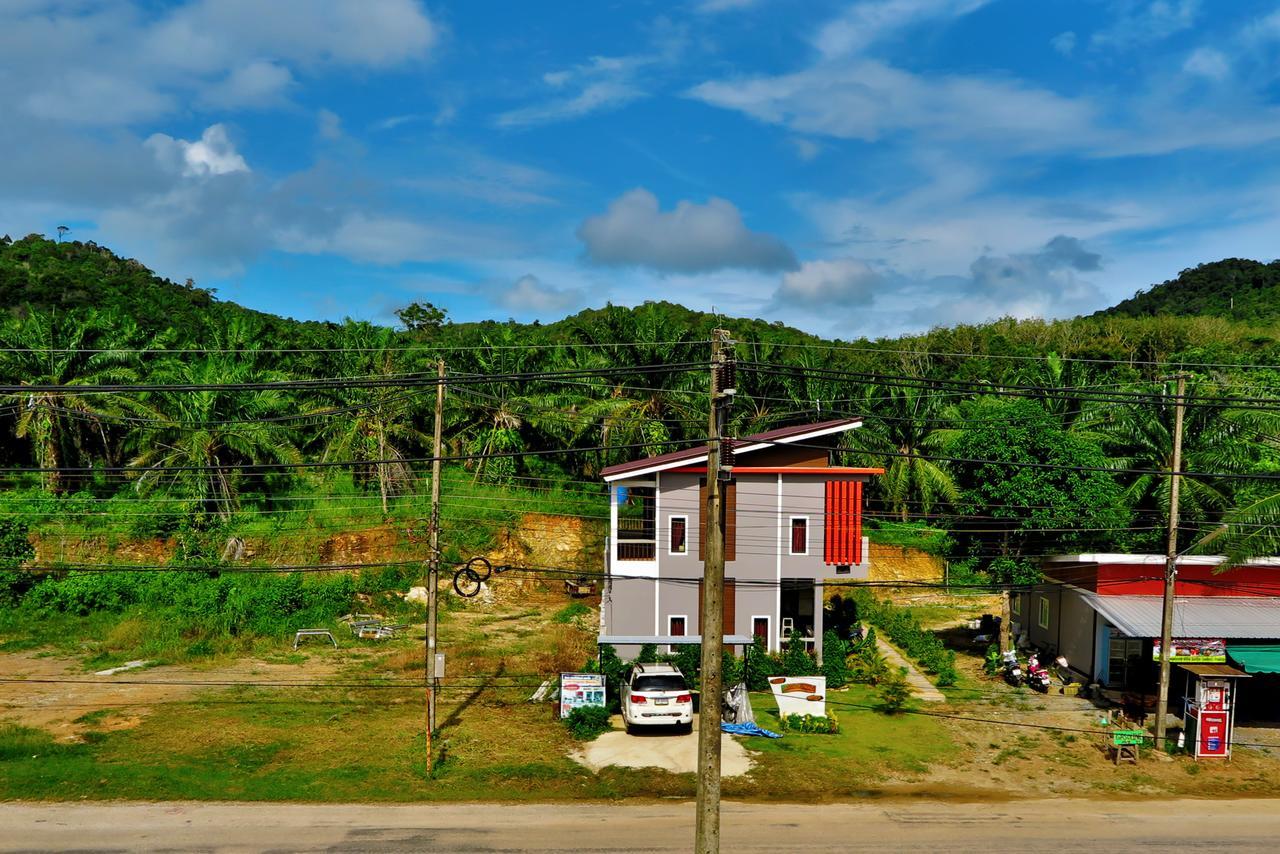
[552,601,591,624]
[564,705,613,741]
[780,630,817,676]
[0,517,36,606]
[584,644,627,713]
[984,643,1001,676]
[878,667,912,713]
[778,712,840,734]
[636,642,659,663]
[821,630,851,689]
[744,636,772,692]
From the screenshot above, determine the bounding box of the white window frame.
[668,614,689,653]
[668,514,689,556]
[788,516,809,556]
[751,615,772,652]
[1037,596,1050,630]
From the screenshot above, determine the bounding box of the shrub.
[0,517,36,606]
[984,643,1002,676]
[878,667,912,713]
[636,642,659,663]
[584,644,627,713]
[778,712,840,734]
[744,636,772,691]
[780,630,817,676]
[850,590,958,687]
[564,705,613,740]
[821,630,851,689]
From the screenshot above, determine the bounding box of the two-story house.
[597,418,881,661]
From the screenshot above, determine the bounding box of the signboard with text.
[559,672,607,719]
[1152,638,1226,663]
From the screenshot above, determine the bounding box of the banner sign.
[559,672,607,719]
[768,676,826,718]
[1152,638,1226,663]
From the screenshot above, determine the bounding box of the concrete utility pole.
[426,359,445,772]
[1155,373,1188,752]
[695,329,734,854]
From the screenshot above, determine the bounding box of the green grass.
[723,686,958,797]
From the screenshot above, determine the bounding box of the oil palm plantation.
[0,309,151,491]
[128,321,301,519]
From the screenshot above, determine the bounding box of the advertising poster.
[559,672,607,719]
[1152,638,1226,663]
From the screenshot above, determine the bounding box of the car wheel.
[679,721,693,735]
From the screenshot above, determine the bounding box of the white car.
[622,663,693,733]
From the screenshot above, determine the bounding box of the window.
[823,480,863,565]
[789,517,809,555]
[616,484,656,561]
[1012,595,1022,616]
[668,615,687,653]
[1037,596,1050,630]
[669,516,688,555]
[752,616,771,648]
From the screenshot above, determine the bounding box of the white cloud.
[495,19,688,128]
[1183,47,1230,80]
[789,137,823,160]
[1091,0,1200,51]
[1051,31,1077,56]
[146,124,249,177]
[317,108,343,140]
[577,188,797,273]
[774,259,882,308]
[696,0,762,12]
[690,60,1099,153]
[278,212,515,267]
[203,60,295,109]
[814,0,990,58]
[497,274,585,314]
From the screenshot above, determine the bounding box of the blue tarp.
[721,722,781,738]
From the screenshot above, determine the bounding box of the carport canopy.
[1228,645,1280,674]
[597,634,754,645]
[1081,593,1280,638]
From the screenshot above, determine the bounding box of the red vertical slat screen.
[824,480,863,565]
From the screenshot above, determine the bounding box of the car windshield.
[632,675,686,692]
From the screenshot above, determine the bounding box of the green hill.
[1096,258,1280,323]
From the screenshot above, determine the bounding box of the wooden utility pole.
[695,329,733,854]
[1155,373,1188,751]
[426,359,445,772]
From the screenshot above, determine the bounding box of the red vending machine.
[1185,677,1232,759]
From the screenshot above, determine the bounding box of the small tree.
[821,630,851,688]
[878,667,912,713]
[781,629,817,676]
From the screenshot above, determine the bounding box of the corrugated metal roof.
[1177,663,1251,678]
[1082,593,1280,638]
[599,417,863,480]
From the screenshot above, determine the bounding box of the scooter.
[1025,653,1052,693]
[1001,650,1024,687]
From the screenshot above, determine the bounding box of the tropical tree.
[1083,379,1270,551]
[0,309,150,491]
[308,322,430,514]
[128,320,301,519]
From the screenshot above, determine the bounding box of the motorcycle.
[1001,650,1024,687]
[1025,653,1052,693]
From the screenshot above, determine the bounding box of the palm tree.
[0,309,149,491]
[128,320,301,518]
[844,383,960,521]
[307,322,430,514]
[1084,379,1271,550]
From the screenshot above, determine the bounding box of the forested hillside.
[1,232,1278,596]
[1097,258,1280,323]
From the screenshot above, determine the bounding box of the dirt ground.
[572,715,754,777]
[0,649,340,741]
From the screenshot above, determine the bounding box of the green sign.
[1111,729,1145,746]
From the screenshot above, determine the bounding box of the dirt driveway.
[0,650,337,740]
[571,714,755,777]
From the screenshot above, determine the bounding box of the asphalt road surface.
[5,799,1280,852]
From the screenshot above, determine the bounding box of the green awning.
[1228,644,1280,674]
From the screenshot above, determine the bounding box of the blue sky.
[3,0,1280,338]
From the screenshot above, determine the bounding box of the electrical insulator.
[717,359,736,396]
[721,438,736,469]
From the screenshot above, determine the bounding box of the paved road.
[4,799,1280,852]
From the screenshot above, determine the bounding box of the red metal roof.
[600,417,863,480]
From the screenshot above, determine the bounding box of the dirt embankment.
[868,543,944,585]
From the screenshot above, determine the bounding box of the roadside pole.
[426,359,445,772]
[1154,373,1188,752]
[695,329,733,854]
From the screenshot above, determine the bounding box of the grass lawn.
[722,687,959,799]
